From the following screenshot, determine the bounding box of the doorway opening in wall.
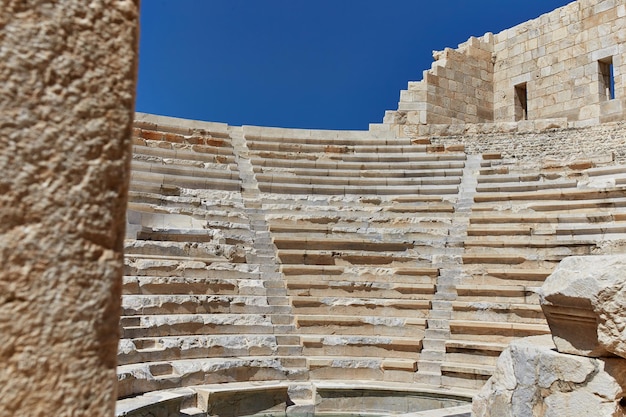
[599,56,615,100]
[514,83,528,121]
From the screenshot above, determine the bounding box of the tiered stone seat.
[119,120,303,399]
[242,126,466,384]
[119,116,626,415]
[245,127,464,196]
[442,153,626,389]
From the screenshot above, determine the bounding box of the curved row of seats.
[120,120,306,399]
[243,124,467,384]
[441,152,626,389]
[118,115,626,414]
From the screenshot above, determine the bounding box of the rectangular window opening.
[599,57,615,100]
[514,83,528,121]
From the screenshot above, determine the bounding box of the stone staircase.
[119,120,301,398]
[442,152,626,390]
[243,125,466,384]
[117,114,626,414]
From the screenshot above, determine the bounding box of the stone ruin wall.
[387,0,626,126]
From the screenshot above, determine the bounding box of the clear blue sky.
[136,1,572,130]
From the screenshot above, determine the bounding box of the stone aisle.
[230,126,307,378]
[416,154,481,386]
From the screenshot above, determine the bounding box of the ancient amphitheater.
[2,1,626,417]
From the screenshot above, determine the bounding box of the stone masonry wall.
[387,0,626,126]
[0,2,139,416]
[426,37,494,125]
[393,35,494,126]
[493,0,626,124]
[425,121,626,166]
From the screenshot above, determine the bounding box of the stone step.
[131,159,239,181]
[122,276,246,295]
[475,186,626,203]
[251,157,465,172]
[286,279,435,298]
[307,357,417,381]
[130,170,241,192]
[251,150,466,164]
[247,140,430,154]
[586,165,626,177]
[461,253,528,264]
[116,389,194,417]
[127,195,247,216]
[254,165,464,179]
[120,314,275,338]
[456,284,538,298]
[258,182,459,196]
[273,236,414,251]
[244,133,413,147]
[117,334,282,365]
[276,249,416,266]
[484,268,552,281]
[255,173,461,187]
[445,339,508,355]
[295,315,426,337]
[280,264,439,279]
[386,203,456,213]
[477,173,542,184]
[132,144,236,163]
[290,296,430,317]
[476,180,579,193]
[470,210,626,224]
[309,357,418,372]
[464,235,597,249]
[449,320,550,340]
[441,362,494,378]
[121,295,293,316]
[268,219,453,234]
[451,302,545,323]
[300,335,421,359]
[117,357,298,398]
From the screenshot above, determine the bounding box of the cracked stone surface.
[539,255,626,358]
[0,1,138,416]
[472,335,626,417]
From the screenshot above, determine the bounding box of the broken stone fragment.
[472,335,626,417]
[538,255,626,358]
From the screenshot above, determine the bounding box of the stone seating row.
[121,127,302,397]
[261,192,451,384]
[261,180,449,381]
[440,155,626,390]
[252,157,465,171]
[120,120,626,402]
[247,140,434,154]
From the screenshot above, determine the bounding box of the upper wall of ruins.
[386,0,625,127]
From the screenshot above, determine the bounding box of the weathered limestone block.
[538,255,626,358]
[0,1,138,416]
[472,335,626,417]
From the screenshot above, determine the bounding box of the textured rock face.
[472,335,626,417]
[0,2,138,416]
[539,255,626,358]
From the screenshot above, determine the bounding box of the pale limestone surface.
[0,1,139,416]
[539,255,626,358]
[385,0,626,126]
[472,335,626,417]
[121,110,626,413]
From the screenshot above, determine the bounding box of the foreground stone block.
[0,1,138,416]
[472,335,626,417]
[539,255,626,358]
